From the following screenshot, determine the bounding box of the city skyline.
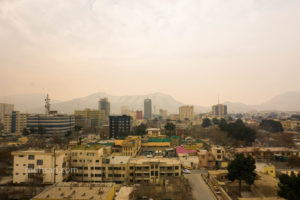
[1,0,300,106]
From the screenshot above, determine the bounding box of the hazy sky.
[0,0,300,106]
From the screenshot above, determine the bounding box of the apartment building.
[11,149,70,184]
[0,103,14,122]
[109,115,132,138]
[212,104,227,117]
[128,157,181,184]
[12,143,181,185]
[3,111,27,134]
[179,106,194,121]
[211,145,225,162]
[235,147,300,161]
[121,136,141,157]
[198,150,216,168]
[280,120,300,131]
[74,108,106,128]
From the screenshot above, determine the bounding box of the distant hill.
[1,91,300,114]
[257,91,300,111]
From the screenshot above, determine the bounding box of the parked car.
[182,169,191,174]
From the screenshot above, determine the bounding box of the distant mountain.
[258,91,300,111]
[1,91,300,114]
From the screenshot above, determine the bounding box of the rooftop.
[115,186,134,200]
[32,182,115,200]
[71,144,103,150]
[106,156,131,164]
[129,157,181,165]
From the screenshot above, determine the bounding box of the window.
[18,155,24,157]
[37,160,43,165]
[95,167,101,170]
[95,160,99,163]
[28,164,34,169]
[95,174,101,177]
[73,160,77,162]
[28,155,35,160]
[16,164,19,166]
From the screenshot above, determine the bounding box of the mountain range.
[0,91,300,114]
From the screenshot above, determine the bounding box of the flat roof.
[32,182,115,200]
[129,157,181,165]
[107,156,131,164]
[115,186,134,200]
[71,144,103,150]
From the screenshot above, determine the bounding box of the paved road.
[184,171,216,200]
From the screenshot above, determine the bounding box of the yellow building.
[32,182,116,200]
[280,120,300,131]
[4,111,27,134]
[12,149,70,184]
[74,108,105,128]
[121,136,141,157]
[128,157,181,184]
[179,106,194,121]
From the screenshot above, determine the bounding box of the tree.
[220,119,256,145]
[287,155,300,168]
[202,118,211,128]
[135,123,147,135]
[22,128,29,136]
[272,133,294,147]
[278,172,300,200]
[38,126,46,135]
[212,118,219,125]
[29,127,37,134]
[260,119,283,133]
[227,154,256,196]
[165,123,176,136]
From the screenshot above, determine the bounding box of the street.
[184,170,217,200]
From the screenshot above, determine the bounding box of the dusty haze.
[0,0,300,106]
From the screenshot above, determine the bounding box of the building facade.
[159,109,168,120]
[212,104,228,117]
[27,114,75,134]
[99,98,110,117]
[3,111,27,134]
[144,98,152,120]
[109,115,131,138]
[12,149,70,184]
[0,103,14,122]
[179,106,194,121]
[74,108,106,129]
[136,111,143,120]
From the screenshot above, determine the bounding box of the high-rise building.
[179,106,194,121]
[136,110,143,120]
[144,98,152,120]
[0,103,14,122]
[109,115,131,138]
[99,98,110,117]
[4,111,27,134]
[212,104,227,117]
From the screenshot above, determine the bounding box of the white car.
[182,169,191,174]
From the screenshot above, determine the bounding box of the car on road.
[182,169,191,174]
